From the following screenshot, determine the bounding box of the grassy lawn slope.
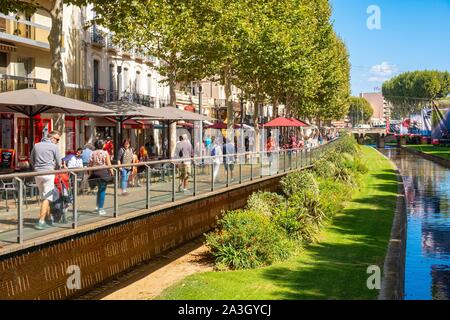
[157,146,398,300]
[405,144,450,160]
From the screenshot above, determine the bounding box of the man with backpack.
[30,131,61,230]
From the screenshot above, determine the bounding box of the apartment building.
[360,92,391,126]
[0,4,171,166]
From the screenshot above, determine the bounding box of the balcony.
[0,14,50,50]
[0,74,48,93]
[106,33,119,52]
[90,26,105,47]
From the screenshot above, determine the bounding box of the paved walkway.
[0,155,305,248]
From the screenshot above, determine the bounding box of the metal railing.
[0,139,340,245]
[90,26,105,46]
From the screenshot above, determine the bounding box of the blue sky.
[330,0,450,95]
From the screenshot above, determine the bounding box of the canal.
[382,147,450,300]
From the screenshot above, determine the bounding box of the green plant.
[281,171,319,198]
[273,206,319,244]
[205,210,294,270]
[246,192,285,217]
[313,158,338,179]
[318,177,350,218]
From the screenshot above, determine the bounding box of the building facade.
[360,92,391,126]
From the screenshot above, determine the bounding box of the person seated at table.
[63,148,84,169]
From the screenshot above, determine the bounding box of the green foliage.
[313,157,337,179]
[246,192,285,217]
[348,96,374,125]
[280,171,319,198]
[273,206,319,244]
[205,137,368,271]
[205,210,293,270]
[382,70,450,118]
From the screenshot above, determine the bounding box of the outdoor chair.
[0,179,18,212]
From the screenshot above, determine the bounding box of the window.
[123,67,129,91]
[147,74,152,96]
[135,71,141,93]
[15,57,34,77]
[0,52,7,74]
[0,17,6,33]
[109,63,115,91]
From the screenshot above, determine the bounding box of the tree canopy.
[348,96,373,125]
[382,70,450,118]
[2,0,350,124]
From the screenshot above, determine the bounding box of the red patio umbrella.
[263,117,305,127]
[288,118,309,127]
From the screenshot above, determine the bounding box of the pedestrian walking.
[88,140,113,216]
[210,136,223,183]
[30,130,61,230]
[117,138,134,196]
[223,137,236,182]
[174,134,193,192]
[103,136,114,160]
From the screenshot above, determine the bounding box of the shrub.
[341,152,355,168]
[246,192,285,217]
[273,206,319,244]
[313,158,337,179]
[205,210,294,270]
[318,177,351,218]
[281,171,319,198]
[335,135,359,155]
[354,156,369,174]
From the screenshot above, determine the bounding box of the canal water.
[382,147,450,300]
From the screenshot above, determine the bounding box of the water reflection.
[382,148,450,300]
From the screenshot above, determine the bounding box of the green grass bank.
[405,144,450,160]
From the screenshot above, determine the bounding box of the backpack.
[120,147,134,170]
[211,145,216,157]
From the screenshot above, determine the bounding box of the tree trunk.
[224,65,234,130]
[169,76,177,158]
[49,0,64,95]
[252,93,261,153]
[49,0,65,156]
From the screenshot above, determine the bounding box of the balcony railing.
[90,26,105,47]
[0,74,47,93]
[0,14,50,49]
[106,33,119,51]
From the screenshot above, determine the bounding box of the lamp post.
[198,83,203,158]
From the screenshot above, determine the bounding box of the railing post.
[69,172,78,229]
[250,153,253,181]
[172,163,176,202]
[296,149,299,169]
[211,162,214,191]
[260,151,263,178]
[113,168,119,217]
[284,150,286,172]
[193,161,197,196]
[14,177,23,244]
[145,165,151,209]
[239,156,242,184]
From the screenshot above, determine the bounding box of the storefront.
[0,112,85,169]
